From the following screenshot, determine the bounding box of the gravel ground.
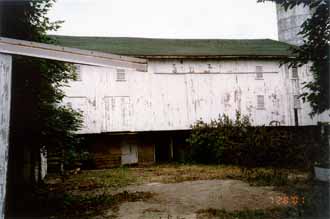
[97,179,285,219]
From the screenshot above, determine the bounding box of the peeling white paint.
[0,53,12,219]
[63,59,329,134]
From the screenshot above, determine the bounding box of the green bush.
[64,137,96,170]
[186,111,319,170]
[186,111,250,165]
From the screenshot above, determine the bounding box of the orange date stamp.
[270,195,305,206]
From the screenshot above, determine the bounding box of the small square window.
[75,65,82,81]
[292,67,298,78]
[116,69,126,81]
[255,66,263,79]
[257,95,265,109]
[172,64,177,73]
[294,95,301,109]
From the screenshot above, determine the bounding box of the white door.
[121,141,138,165]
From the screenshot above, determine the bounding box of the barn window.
[294,95,301,109]
[189,66,194,73]
[116,69,126,81]
[257,95,265,109]
[292,67,298,78]
[172,64,177,73]
[75,65,82,81]
[255,66,263,79]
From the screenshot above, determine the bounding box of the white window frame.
[293,95,301,109]
[292,67,298,79]
[255,66,263,80]
[116,69,126,81]
[172,64,177,73]
[257,95,265,109]
[75,64,82,81]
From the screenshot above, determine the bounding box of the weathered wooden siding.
[0,54,12,219]
[88,135,122,169]
[86,135,155,168]
[138,143,155,165]
[63,59,328,134]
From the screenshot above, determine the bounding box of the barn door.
[121,140,138,165]
[104,96,131,132]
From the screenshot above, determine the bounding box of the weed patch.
[62,191,154,218]
[133,164,307,187]
[61,167,137,191]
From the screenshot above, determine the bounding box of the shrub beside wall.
[186,112,320,170]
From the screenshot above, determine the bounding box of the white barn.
[57,37,323,132]
[55,36,328,167]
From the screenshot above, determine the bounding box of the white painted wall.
[63,59,328,134]
[0,54,12,219]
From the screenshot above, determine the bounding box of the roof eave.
[0,37,148,71]
[130,55,292,59]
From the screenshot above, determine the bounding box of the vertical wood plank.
[0,53,12,219]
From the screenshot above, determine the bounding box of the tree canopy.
[258,0,330,116]
[0,0,82,179]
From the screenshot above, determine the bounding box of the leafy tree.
[1,0,82,215]
[0,0,82,185]
[258,0,330,116]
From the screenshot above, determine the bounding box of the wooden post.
[311,123,330,218]
[294,108,299,126]
[0,53,12,219]
[170,137,174,161]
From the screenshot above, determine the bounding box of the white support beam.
[0,37,147,72]
[0,53,12,219]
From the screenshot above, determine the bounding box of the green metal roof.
[52,35,294,58]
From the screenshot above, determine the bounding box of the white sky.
[48,0,278,40]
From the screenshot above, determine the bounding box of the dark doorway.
[155,137,171,162]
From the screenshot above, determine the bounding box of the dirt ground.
[97,179,285,219]
[45,165,308,218]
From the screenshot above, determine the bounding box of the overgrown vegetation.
[62,167,137,191]
[62,191,154,218]
[186,112,251,165]
[1,0,83,215]
[1,0,83,176]
[64,143,94,170]
[186,112,320,182]
[139,164,308,186]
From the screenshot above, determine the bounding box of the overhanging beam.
[0,37,147,72]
